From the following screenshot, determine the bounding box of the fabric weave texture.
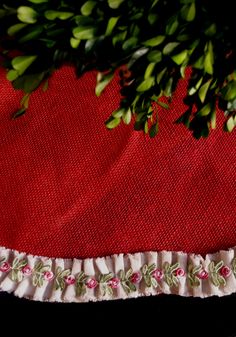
[0,66,235,259]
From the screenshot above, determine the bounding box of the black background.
[1,292,236,336]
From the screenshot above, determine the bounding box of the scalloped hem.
[1,246,236,302]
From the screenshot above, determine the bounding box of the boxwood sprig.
[0,0,236,138]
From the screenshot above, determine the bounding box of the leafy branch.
[0,0,236,137]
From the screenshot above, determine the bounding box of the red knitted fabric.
[0,66,235,259]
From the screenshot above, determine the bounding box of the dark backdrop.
[1,292,235,337]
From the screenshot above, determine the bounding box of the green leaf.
[95,73,113,96]
[204,42,214,75]
[106,116,121,129]
[7,70,19,82]
[171,50,188,65]
[70,37,81,49]
[19,26,44,43]
[44,11,74,21]
[122,37,138,50]
[157,101,169,109]
[198,80,212,103]
[222,81,236,101]
[122,109,132,125]
[156,68,167,84]
[108,0,124,9]
[225,117,235,132]
[149,122,158,138]
[151,278,158,288]
[136,77,155,92]
[105,17,119,36]
[81,1,96,16]
[143,35,165,47]
[181,3,196,22]
[12,55,37,76]
[17,6,37,24]
[73,26,96,40]
[147,50,162,63]
[144,63,155,79]
[7,23,27,36]
[197,103,211,117]
[163,42,179,55]
[166,16,179,35]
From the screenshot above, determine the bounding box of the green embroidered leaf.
[121,282,132,294]
[100,273,113,283]
[218,275,226,287]
[232,258,236,275]
[142,264,148,275]
[163,262,170,273]
[76,283,86,297]
[165,274,173,287]
[192,265,202,275]
[144,275,152,287]
[151,278,158,288]
[127,281,136,292]
[126,268,133,279]
[119,270,125,280]
[148,264,156,274]
[170,262,180,272]
[211,273,220,287]
[209,261,215,273]
[215,261,224,272]
[172,276,179,287]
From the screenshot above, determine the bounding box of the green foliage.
[0,0,236,138]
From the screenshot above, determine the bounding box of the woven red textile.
[0,66,235,259]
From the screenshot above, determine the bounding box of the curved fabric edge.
[0,246,236,302]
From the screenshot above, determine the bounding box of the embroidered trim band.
[1,246,236,302]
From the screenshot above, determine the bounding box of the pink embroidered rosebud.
[197,270,209,280]
[0,262,11,273]
[86,277,98,289]
[65,275,76,285]
[44,271,54,281]
[175,268,185,277]
[152,269,164,281]
[130,272,142,284]
[108,277,120,289]
[22,265,32,276]
[220,266,231,278]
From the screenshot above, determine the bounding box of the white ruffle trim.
[1,246,236,302]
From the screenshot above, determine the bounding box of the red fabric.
[0,66,235,259]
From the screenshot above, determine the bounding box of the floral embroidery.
[108,277,120,289]
[119,269,137,294]
[1,254,236,298]
[54,267,71,290]
[232,258,236,277]
[0,261,11,273]
[32,261,51,287]
[208,261,230,287]
[197,269,209,280]
[22,265,32,276]
[10,258,27,282]
[163,262,180,287]
[142,264,159,288]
